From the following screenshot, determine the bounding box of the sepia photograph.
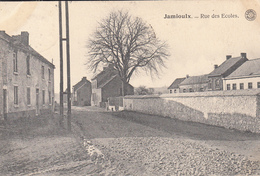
[0,1,260,175]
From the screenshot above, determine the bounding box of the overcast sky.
[1,1,260,92]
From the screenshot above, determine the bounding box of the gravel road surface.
[72,106,260,175]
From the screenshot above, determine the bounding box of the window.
[258,82,260,88]
[49,91,51,104]
[232,83,236,90]
[183,89,186,93]
[208,79,212,89]
[215,79,220,88]
[189,88,193,92]
[27,88,31,105]
[14,86,18,105]
[42,90,45,104]
[227,84,230,90]
[48,68,51,81]
[41,65,45,79]
[170,90,172,94]
[13,51,18,73]
[240,83,244,90]
[200,88,204,92]
[26,56,30,75]
[248,82,253,89]
[174,89,177,93]
[74,91,77,101]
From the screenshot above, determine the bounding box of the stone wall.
[124,89,260,133]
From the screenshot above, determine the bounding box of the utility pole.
[58,1,64,127]
[65,1,71,131]
[59,1,71,131]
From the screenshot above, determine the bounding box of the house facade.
[178,74,208,93]
[0,31,55,121]
[207,53,248,91]
[168,77,186,93]
[91,65,134,107]
[223,58,260,90]
[72,77,92,106]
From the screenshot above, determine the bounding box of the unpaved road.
[73,106,260,175]
[0,106,260,175]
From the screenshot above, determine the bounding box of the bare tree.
[87,10,169,95]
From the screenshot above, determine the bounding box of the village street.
[1,106,260,175]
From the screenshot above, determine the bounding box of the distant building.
[0,31,55,120]
[72,77,92,106]
[224,58,260,90]
[91,64,134,107]
[168,77,186,93]
[179,74,208,93]
[208,53,248,91]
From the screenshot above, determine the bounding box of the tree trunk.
[121,79,127,96]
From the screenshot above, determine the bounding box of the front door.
[3,89,7,121]
[36,88,39,115]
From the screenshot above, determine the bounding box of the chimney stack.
[186,74,189,78]
[241,53,247,58]
[214,64,218,69]
[21,31,29,46]
[82,76,87,80]
[226,55,232,60]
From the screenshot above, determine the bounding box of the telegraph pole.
[58,1,64,127]
[59,1,71,131]
[65,1,71,131]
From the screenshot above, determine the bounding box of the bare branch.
[86,10,169,95]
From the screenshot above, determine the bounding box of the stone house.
[0,31,55,120]
[168,77,186,94]
[91,64,134,107]
[223,58,260,90]
[178,74,208,93]
[72,77,92,106]
[207,53,248,91]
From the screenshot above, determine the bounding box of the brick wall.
[124,89,260,133]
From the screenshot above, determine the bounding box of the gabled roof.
[73,77,91,91]
[98,75,118,88]
[168,77,186,89]
[226,58,260,79]
[208,56,247,77]
[91,65,118,87]
[0,31,55,68]
[179,74,208,86]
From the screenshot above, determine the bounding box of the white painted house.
[223,58,260,90]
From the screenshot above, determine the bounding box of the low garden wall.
[123,89,260,133]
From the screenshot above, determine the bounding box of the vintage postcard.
[0,1,260,175]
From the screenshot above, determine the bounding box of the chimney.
[241,53,247,58]
[226,55,232,60]
[186,74,189,78]
[214,64,218,69]
[21,31,29,46]
[82,76,87,80]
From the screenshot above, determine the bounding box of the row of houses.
[0,30,133,121]
[168,53,260,93]
[0,31,55,120]
[72,64,134,107]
